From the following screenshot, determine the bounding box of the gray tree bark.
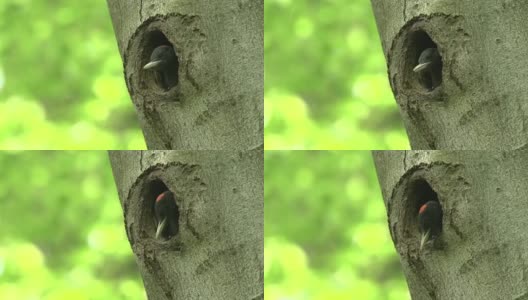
[106,1,263,150]
[372,150,528,299]
[108,150,263,300]
[370,1,528,150]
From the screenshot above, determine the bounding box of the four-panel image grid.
[2,1,526,300]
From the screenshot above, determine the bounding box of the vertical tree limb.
[372,149,528,299]
[107,1,263,150]
[371,1,528,149]
[109,150,263,299]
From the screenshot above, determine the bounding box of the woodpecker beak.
[413,62,431,73]
[143,60,163,70]
[420,230,430,251]
[156,218,167,239]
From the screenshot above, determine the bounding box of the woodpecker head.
[154,190,179,240]
[418,201,443,251]
[413,48,440,73]
[143,45,177,71]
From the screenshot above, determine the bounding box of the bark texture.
[372,150,528,299]
[107,1,263,150]
[370,1,528,150]
[109,150,263,300]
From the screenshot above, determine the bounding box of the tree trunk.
[108,150,263,300]
[370,1,528,150]
[106,1,263,150]
[372,150,528,299]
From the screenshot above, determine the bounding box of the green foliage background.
[0,151,143,299]
[265,151,409,299]
[0,0,412,299]
[264,0,410,150]
[0,1,145,150]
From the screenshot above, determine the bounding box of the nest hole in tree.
[143,179,170,237]
[407,179,440,226]
[407,30,443,92]
[142,30,179,91]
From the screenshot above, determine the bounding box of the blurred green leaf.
[265,151,409,299]
[0,0,145,150]
[264,0,410,150]
[0,152,142,300]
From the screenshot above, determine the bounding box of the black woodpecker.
[413,48,440,72]
[154,190,179,239]
[143,45,178,90]
[418,201,443,251]
[413,48,441,90]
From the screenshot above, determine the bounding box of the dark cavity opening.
[407,179,444,251]
[142,30,179,91]
[143,179,179,240]
[407,31,443,92]
[408,179,439,215]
